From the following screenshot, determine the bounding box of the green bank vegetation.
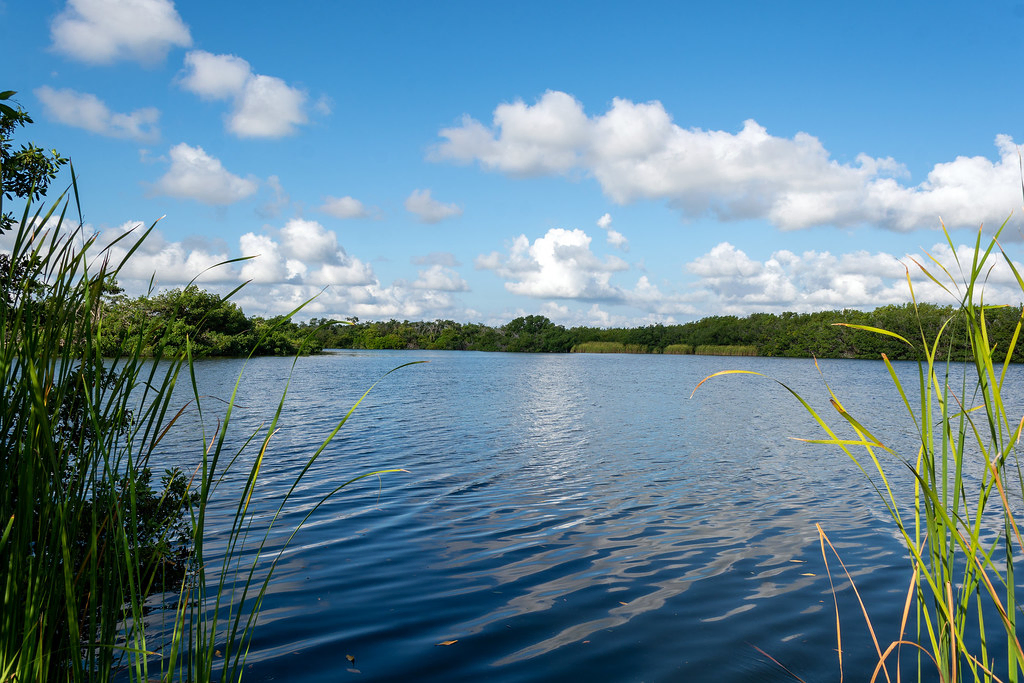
[570,341,648,353]
[300,304,1024,361]
[0,92,407,681]
[695,222,1024,681]
[100,284,323,358]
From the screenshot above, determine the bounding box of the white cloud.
[178,50,309,138]
[81,222,235,284]
[412,264,469,291]
[151,143,259,205]
[308,260,376,287]
[595,212,628,251]
[405,189,463,224]
[476,227,628,300]
[525,300,681,328]
[434,91,1024,234]
[236,219,377,287]
[8,219,474,322]
[688,242,763,278]
[320,195,370,219]
[434,90,589,175]
[178,51,250,99]
[606,230,628,250]
[50,0,191,65]
[279,218,340,263]
[679,241,1024,316]
[229,74,308,138]
[239,232,287,283]
[35,86,159,141]
[624,275,697,316]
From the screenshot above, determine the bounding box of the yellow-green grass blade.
[833,323,913,347]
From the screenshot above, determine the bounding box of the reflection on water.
[150,351,1024,682]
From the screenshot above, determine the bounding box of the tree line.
[300,303,1024,362]
[98,284,324,357]
[92,286,1024,362]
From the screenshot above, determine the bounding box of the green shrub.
[663,344,694,355]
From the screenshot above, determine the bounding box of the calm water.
[149,351,1024,682]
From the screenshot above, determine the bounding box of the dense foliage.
[1,93,200,679]
[99,284,324,357]
[301,303,1024,362]
[0,90,67,234]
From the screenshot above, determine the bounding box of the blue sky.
[5,0,1024,326]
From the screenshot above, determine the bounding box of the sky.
[4,0,1024,327]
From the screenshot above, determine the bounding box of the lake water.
[150,350,1024,682]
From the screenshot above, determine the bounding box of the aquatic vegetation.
[662,343,695,354]
[693,344,758,357]
[695,221,1024,681]
[571,341,649,353]
[0,183,412,681]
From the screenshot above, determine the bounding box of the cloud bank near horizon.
[3,217,1019,326]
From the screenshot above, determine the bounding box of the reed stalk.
[0,182,412,681]
[694,221,1024,682]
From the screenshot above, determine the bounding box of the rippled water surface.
[151,351,1024,681]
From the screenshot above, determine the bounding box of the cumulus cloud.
[50,0,191,65]
[239,232,288,283]
[476,227,628,300]
[178,51,250,98]
[35,86,159,141]
[178,50,309,138]
[435,90,589,175]
[79,222,235,284]
[595,212,628,251]
[320,195,370,219]
[151,143,259,204]
[681,240,1024,315]
[623,275,697,317]
[5,218,475,322]
[434,91,1024,234]
[279,218,340,263]
[412,264,469,291]
[239,219,376,287]
[405,189,463,224]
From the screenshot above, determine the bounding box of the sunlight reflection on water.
[149,351,1024,682]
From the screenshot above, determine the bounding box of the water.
[149,351,1024,681]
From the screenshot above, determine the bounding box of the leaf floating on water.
[789,559,805,563]
[801,572,816,576]
[346,654,356,664]
[618,601,628,605]
[436,640,458,646]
